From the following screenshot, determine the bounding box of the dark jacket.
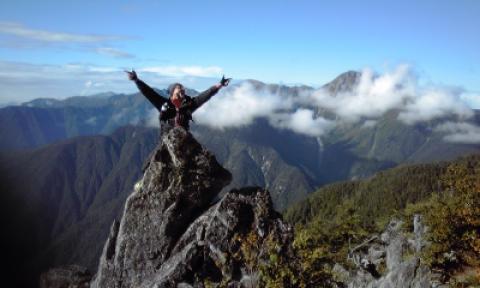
[134,79,220,132]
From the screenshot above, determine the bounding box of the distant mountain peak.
[21,98,62,108]
[244,78,265,85]
[88,91,117,98]
[323,70,361,95]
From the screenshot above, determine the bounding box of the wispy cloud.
[435,122,480,144]
[140,66,223,77]
[0,22,125,43]
[95,47,134,59]
[0,61,127,103]
[0,60,223,103]
[0,22,134,59]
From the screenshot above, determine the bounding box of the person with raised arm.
[126,69,231,135]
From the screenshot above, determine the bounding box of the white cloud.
[435,122,480,144]
[88,66,119,73]
[140,66,223,77]
[0,61,125,103]
[309,65,475,124]
[80,80,107,96]
[0,60,224,103]
[95,47,134,59]
[0,22,124,43]
[0,22,134,59]
[310,65,415,121]
[195,81,292,128]
[194,65,477,138]
[269,109,335,136]
[398,88,473,124]
[362,120,378,128]
[194,82,333,136]
[460,91,480,109]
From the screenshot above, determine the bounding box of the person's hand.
[125,69,138,81]
[220,75,231,87]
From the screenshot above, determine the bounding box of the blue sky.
[0,0,479,104]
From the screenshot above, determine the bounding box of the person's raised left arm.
[125,69,167,110]
[192,75,231,111]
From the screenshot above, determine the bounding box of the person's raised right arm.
[125,70,166,110]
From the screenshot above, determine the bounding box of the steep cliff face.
[91,127,293,287]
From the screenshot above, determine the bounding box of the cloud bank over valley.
[192,65,479,143]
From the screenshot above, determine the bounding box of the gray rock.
[91,127,293,287]
[368,244,386,265]
[343,216,436,288]
[39,265,91,288]
[413,214,428,253]
[380,219,405,271]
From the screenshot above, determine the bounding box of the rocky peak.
[323,70,361,96]
[90,127,293,287]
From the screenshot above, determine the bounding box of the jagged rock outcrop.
[334,215,446,288]
[91,127,293,287]
[39,265,92,288]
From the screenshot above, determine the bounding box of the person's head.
[169,83,185,100]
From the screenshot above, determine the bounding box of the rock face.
[39,265,92,288]
[91,127,293,287]
[335,215,445,288]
